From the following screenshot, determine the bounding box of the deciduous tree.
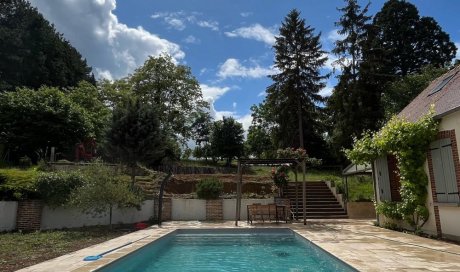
[210,117,244,166]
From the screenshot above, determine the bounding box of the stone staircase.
[284,181,348,219]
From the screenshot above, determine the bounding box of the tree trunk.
[130,165,135,186]
[109,205,113,230]
[297,96,304,149]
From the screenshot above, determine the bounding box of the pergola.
[234,158,307,226]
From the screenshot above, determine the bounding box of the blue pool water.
[97,228,356,272]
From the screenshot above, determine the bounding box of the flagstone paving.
[17,220,460,272]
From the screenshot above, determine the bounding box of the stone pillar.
[206,199,223,220]
[16,200,42,231]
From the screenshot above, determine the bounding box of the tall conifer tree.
[264,9,328,158]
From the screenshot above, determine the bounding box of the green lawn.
[0,226,133,272]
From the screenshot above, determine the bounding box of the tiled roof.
[398,65,460,122]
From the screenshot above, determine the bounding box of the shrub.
[0,168,39,200]
[36,171,86,207]
[196,178,223,199]
[18,156,32,168]
[69,161,144,228]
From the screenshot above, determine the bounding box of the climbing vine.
[346,110,438,231]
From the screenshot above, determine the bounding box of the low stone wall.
[40,200,155,229]
[171,199,206,220]
[347,202,376,219]
[0,201,17,231]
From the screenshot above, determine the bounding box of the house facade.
[374,66,460,241]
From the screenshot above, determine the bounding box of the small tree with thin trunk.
[69,161,144,229]
[107,98,165,184]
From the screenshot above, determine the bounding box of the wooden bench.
[247,203,289,224]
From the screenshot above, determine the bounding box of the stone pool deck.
[17,219,460,272]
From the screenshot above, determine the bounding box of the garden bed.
[0,225,135,272]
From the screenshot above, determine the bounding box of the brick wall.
[206,199,223,220]
[16,200,42,231]
[153,197,172,221]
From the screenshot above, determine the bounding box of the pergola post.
[235,161,242,226]
[302,160,306,225]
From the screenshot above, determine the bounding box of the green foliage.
[129,55,209,141]
[107,98,166,183]
[346,111,438,230]
[382,65,448,119]
[36,171,85,208]
[257,9,329,159]
[0,86,93,162]
[68,81,112,142]
[0,168,38,200]
[69,162,144,227]
[0,0,94,91]
[210,116,244,166]
[18,156,32,168]
[375,202,403,220]
[332,0,371,75]
[246,125,275,159]
[271,166,289,188]
[196,178,223,199]
[373,0,456,76]
[327,0,456,162]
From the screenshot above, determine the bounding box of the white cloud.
[257,91,266,97]
[327,29,345,42]
[94,68,113,81]
[199,68,208,75]
[29,0,184,80]
[217,58,276,79]
[237,114,253,137]
[151,11,199,31]
[165,18,186,31]
[319,85,334,97]
[197,20,219,31]
[225,24,276,45]
[232,102,237,109]
[184,35,200,44]
[200,84,231,100]
[456,42,460,60]
[240,12,253,18]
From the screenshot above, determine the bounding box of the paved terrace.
[18,220,460,272]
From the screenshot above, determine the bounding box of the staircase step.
[283,181,347,219]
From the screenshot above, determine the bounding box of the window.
[430,138,460,203]
[428,71,458,96]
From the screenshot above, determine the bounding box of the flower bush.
[272,165,289,188]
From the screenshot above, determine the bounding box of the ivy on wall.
[346,109,438,231]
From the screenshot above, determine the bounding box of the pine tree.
[332,0,371,79]
[264,9,328,157]
[107,98,166,184]
[328,0,374,160]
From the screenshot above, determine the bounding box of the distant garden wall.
[0,200,154,231]
[0,198,274,231]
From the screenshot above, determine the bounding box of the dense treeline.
[247,0,457,164]
[0,0,458,167]
[0,0,95,91]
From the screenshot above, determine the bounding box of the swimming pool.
[97,228,356,272]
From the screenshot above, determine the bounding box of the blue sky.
[30,0,460,131]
